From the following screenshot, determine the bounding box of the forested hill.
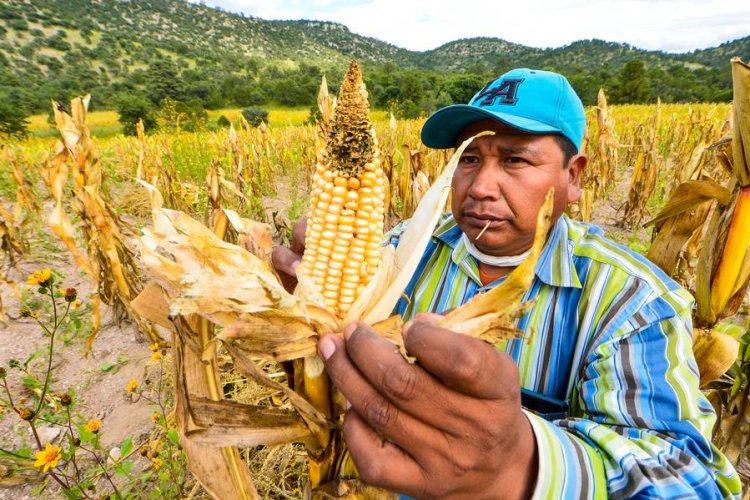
[1,0,749,122]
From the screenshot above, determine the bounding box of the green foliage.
[0,0,744,123]
[612,60,651,103]
[0,92,30,137]
[216,114,230,128]
[157,97,208,132]
[115,93,156,136]
[241,105,269,127]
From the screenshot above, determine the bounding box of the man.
[274,68,741,498]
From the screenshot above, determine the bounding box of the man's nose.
[467,159,503,200]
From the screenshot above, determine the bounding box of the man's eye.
[506,156,527,164]
[459,155,479,164]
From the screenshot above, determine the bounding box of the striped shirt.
[391,213,741,499]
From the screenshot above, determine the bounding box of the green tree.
[0,94,29,137]
[145,59,182,105]
[241,106,268,127]
[442,74,487,103]
[115,93,157,136]
[612,60,650,103]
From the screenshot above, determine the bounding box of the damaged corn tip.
[301,61,385,317]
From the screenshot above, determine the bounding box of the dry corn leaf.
[131,281,175,332]
[188,397,311,447]
[643,179,732,227]
[731,58,750,186]
[216,313,318,363]
[223,208,273,266]
[225,343,329,440]
[173,333,259,500]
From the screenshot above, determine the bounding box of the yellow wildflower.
[34,443,62,472]
[125,379,139,394]
[31,310,41,320]
[149,342,159,352]
[151,413,161,424]
[150,351,163,362]
[85,419,102,433]
[151,457,162,470]
[26,269,52,287]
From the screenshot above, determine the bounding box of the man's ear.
[566,154,587,203]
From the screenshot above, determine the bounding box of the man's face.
[451,119,585,257]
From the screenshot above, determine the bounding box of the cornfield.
[1,59,750,498]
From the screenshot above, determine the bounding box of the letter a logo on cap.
[474,78,525,106]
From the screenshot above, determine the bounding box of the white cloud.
[189,0,750,53]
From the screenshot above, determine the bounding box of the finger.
[319,333,439,458]
[272,246,301,277]
[404,316,520,401]
[343,322,477,431]
[343,410,427,497]
[291,217,307,255]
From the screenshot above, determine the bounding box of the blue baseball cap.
[421,68,586,152]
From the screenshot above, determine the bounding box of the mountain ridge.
[0,0,748,117]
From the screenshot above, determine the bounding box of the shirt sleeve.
[524,299,742,499]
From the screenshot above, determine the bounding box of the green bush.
[241,106,268,127]
[115,93,157,136]
[217,115,230,128]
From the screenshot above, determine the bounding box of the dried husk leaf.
[223,208,274,267]
[645,180,728,275]
[173,324,258,499]
[692,328,739,387]
[695,203,724,326]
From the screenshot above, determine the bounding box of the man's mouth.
[462,211,507,229]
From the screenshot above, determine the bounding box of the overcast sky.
[189,0,749,54]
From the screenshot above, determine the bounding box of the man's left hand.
[318,315,538,499]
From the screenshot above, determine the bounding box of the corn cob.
[709,186,750,316]
[301,61,385,317]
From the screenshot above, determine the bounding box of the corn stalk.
[45,96,160,351]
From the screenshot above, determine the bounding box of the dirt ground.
[0,189,185,499]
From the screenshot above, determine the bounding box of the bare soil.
[0,218,165,499]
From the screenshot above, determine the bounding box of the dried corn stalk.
[647,59,750,409]
[588,88,618,197]
[135,61,554,498]
[621,100,662,227]
[45,96,159,351]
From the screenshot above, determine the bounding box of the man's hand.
[318,314,538,499]
[271,217,307,292]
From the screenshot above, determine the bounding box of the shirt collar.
[434,213,581,289]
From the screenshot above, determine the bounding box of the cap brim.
[420,105,564,149]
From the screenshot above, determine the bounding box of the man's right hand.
[272,217,307,293]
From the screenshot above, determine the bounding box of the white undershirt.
[461,233,530,268]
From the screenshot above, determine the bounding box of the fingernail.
[343,322,358,340]
[345,398,352,410]
[318,336,336,360]
[291,260,300,271]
